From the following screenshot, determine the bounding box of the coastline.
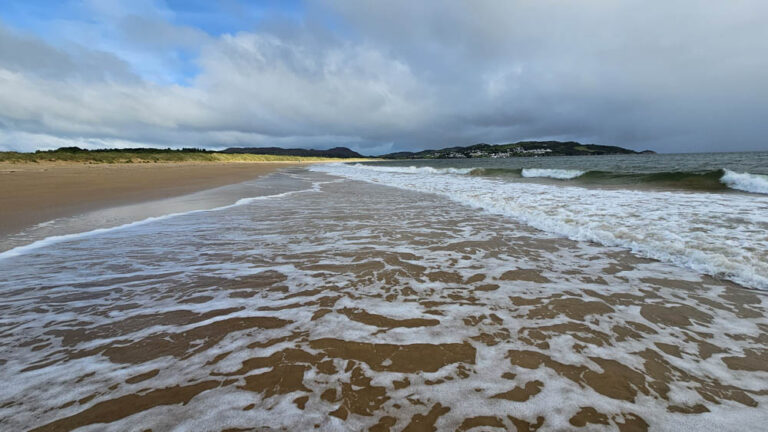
[2,169,766,431]
[0,161,340,240]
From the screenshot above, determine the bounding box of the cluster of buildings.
[441,147,553,158]
[444,152,468,158]
[490,147,553,158]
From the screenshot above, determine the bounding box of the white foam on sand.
[314,163,768,289]
[1,169,767,431]
[0,181,330,262]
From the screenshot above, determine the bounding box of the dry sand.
[0,161,299,237]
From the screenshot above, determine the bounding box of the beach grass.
[0,148,370,164]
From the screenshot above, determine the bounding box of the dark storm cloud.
[0,1,766,153]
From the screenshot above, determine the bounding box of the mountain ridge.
[379,141,650,159]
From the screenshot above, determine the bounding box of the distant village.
[380,140,643,159]
[444,147,553,158]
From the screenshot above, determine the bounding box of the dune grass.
[0,148,368,164]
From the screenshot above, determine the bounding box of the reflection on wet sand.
[1,170,767,431]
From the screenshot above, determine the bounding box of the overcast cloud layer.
[0,0,766,154]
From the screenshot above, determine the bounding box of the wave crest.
[521,168,586,179]
[350,164,768,194]
[350,164,472,175]
[721,169,768,195]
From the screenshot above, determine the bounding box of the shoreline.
[0,161,339,240]
[3,169,766,430]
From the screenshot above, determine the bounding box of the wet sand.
[0,161,299,237]
[1,169,766,431]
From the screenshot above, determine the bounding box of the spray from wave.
[720,169,768,194]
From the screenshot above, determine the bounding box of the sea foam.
[721,169,768,195]
[350,164,473,175]
[313,163,768,290]
[2,169,767,431]
[0,184,322,261]
[521,168,586,179]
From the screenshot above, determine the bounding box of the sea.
[1,152,767,431]
[326,152,768,290]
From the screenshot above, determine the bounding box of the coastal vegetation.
[0,141,651,164]
[0,147,367,164]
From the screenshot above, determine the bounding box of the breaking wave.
[316,163,768,289]
[520,168,586,179]
[721,169,768,194]
[351,164,473,175]
[360,163,767,194]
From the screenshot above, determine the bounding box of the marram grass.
[0,148,369,164]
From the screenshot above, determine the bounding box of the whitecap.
[350,163,473,175]
[521,168,586,179]
[721,169,768,194]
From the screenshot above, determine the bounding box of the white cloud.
[195,32,432,134]
[1,1,767,153]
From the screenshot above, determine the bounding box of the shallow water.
[1,168,767,431]
[316,162,768,290]
[0,174,292,255]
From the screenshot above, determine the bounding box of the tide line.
[0,187,314,261]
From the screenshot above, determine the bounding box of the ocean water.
[322,153,768,290]
[1,160,767,431]
[362,152,768,193]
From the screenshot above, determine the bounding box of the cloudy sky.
[0,0,766,154]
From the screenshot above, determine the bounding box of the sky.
[0,0,766,155]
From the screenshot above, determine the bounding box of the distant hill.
[0,146,365,163]
[2,143,649,163]
[222,146,363,158]
[380,141,645,159]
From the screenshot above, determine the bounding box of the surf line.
[0,183,325,261]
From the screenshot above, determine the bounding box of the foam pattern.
[314,163,768,289]
[1,169,767,431]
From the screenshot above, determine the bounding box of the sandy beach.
[1,167,766,431]
[0,161,300,238]
[1,2,765,430]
